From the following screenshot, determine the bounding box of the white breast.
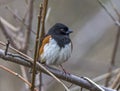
[40,38,72,65]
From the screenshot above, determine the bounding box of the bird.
[39,23,73,67]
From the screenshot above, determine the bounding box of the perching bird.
[39,23,72,66]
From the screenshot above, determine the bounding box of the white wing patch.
[40,38,72,65]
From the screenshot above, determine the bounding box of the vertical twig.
[38,0,48,90]
[24,0,34,53]
[31,3,43,91]
[37,4,43,91]
[105,3,120,86]
[111,27,120,64]
[21,0,34,89]
[40,0,48,38]
[105,21,120,85]
[31,24,39,90]
[36,4,43,61]
[5,40,10,55]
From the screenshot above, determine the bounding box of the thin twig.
[5,6,22,26]
[5,40,10,55]
[97,0,120,86]
[105,27,120,86]
[24,0,34,53]
[97,0,120,26]
[111,24,120,65]
[0,65,31,87]
[0,16,19,32]
[0,40,33,61]
[36,4,43,62]
[0,18,18,49]
[82,77,105,91]
[5,6,36,35]
[31,3,41,91]
[116,83,120,90]
[93,68,120,82]
[110,0,120,17]
[110,72,120,89]
[36,4,43,91]
[38,0,48,90]
[40,0,48,38]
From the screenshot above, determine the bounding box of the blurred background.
[0,0,120,91]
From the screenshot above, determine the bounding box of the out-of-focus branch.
[110,0,120,17]
[24,0,34,53]
[105,26,120,86]
[0,16,20,32]
[110,72,120,89]
[5,6,36,35]
[93,68,120,82]
[116,83,120,90]
[97,0,120,86]
[0,17,18,49]
[0,49,116,91]
[0,65,31,87]
[97,0,120,26]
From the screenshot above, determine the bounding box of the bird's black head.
[47,23,72,36]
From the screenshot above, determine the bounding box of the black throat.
[52,35,71,48]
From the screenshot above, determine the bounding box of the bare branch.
[97,0,120,26]
[0,17,18,49]
[24,0,34,53]
[0,65,31,87]
[36,4,43,91]
[38,0,48,90]
[110,0,120,17]
[93,68,120,82]
[40,0,48,38]
[0,39,69,90]
[0,49,116,91]
[110,72,120,89]
[0,16,20,32]
[105,27,120,86]
[31,3,42,91]
[5,6,36,35]
[97,0,120,86]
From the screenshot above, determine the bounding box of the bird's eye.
[60,29,66,34]
[60,29,64,31]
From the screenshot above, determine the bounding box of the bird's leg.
[60,64,67,74]
[59,64,71,75]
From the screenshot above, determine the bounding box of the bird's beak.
[66,29,73,34]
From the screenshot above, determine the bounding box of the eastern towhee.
[39,23,73,66]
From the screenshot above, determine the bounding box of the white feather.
[40,38,72,65]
